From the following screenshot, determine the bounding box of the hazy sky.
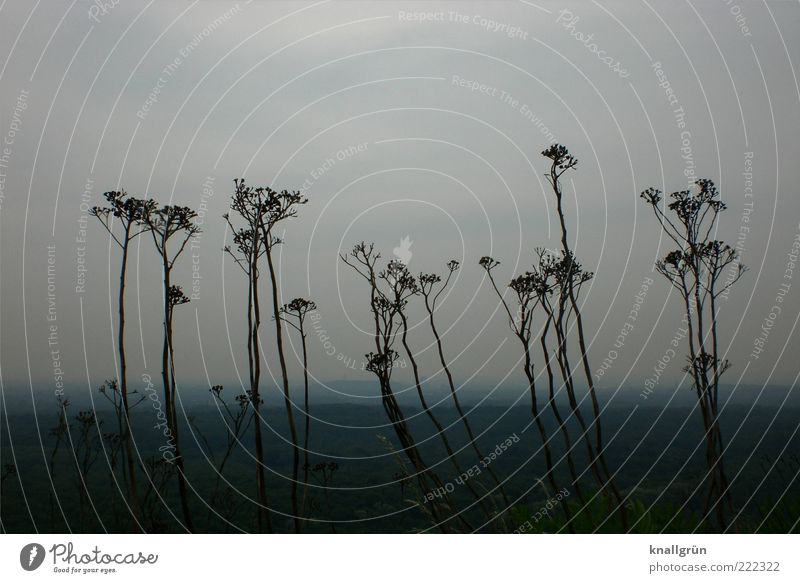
[1,0,799,405]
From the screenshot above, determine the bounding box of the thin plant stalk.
[419,261,512,512]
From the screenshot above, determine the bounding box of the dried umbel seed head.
[509,273,536,296]
[479,256,500,271]
[90,191,156,229]
[541,143,578,170]
[365,351,399,375]
[418,273,441,286]
[168,285,190,307]
[236,390,262,408]
[282,297,317,316]
[640,187,662,205]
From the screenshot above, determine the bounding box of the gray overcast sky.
[1,0,799,403]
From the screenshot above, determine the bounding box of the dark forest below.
[2,400,798,534]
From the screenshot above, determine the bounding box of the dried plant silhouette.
[259,186,307,533]
[641,179,746,531]
[223,179,274,533]
[45,396,70,531]
[97,379,146,531]
[0,461,16,533]
[193,384,256,527]
[90,190,156,526]
[0,461,17,532]
[387,260,499,526]
[533,250,591,511]
[479,253,577,531]
[279,298,317,522]
[225,180,307,533]
[479,145,629,531]
[69,409,103,531]
[419,260,511,519]
[46,400,115,532]
[145,204,201,532]
[307,461,339,533]
[341,243,469,532]
[140,454,176,533]
[541,145,628,529]
[4,139,787,534]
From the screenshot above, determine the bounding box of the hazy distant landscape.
[3,387,799,533]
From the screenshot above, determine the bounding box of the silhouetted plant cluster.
[26,143,754,534]
[223,179,310,532]
[641,178,746,531]
[69,182,317,533]
[479,145,627,532]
